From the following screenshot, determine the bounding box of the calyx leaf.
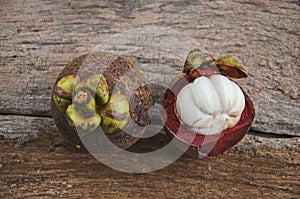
[215,56,248,79]
[183,49,215,73]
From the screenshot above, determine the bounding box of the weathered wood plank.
[0,115,57,140]
[0,135,299,198]
[0,113,164,142]
[0,0,299,136]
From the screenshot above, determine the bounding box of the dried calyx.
[162,49,255,157]
[99,92,130,135]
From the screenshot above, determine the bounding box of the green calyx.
[54,73,131,135]
[183,49,215,73]
[183,49,248,79]
[66,104,101,134]
[99,92,130,134]
[53,75,76,113]
[215,56,248,78]
[88,74,109,105]
[66,87,99,134]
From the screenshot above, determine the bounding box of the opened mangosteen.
[162,49,255,157]
[51,52,153,149]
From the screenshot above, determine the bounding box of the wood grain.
[1,1,299,197]
[0,136,299,198]
[0,0,299,140]
[0,115,57,139]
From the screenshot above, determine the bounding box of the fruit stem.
[73,89,97,117]
[73,89,91,105]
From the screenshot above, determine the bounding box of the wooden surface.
[0,135,299,198]
[0,0,299,138]
[0,1,300,198]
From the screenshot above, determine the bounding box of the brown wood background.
[0,0,299,198]
[0,0,299,139]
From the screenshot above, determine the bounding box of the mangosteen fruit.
[51,52,153,149]
[162,49,255,157]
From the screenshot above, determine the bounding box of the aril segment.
[176,74,245,135]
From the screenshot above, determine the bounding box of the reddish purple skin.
[161,74,255,157]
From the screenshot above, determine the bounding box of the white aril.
[176,74,245,135]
